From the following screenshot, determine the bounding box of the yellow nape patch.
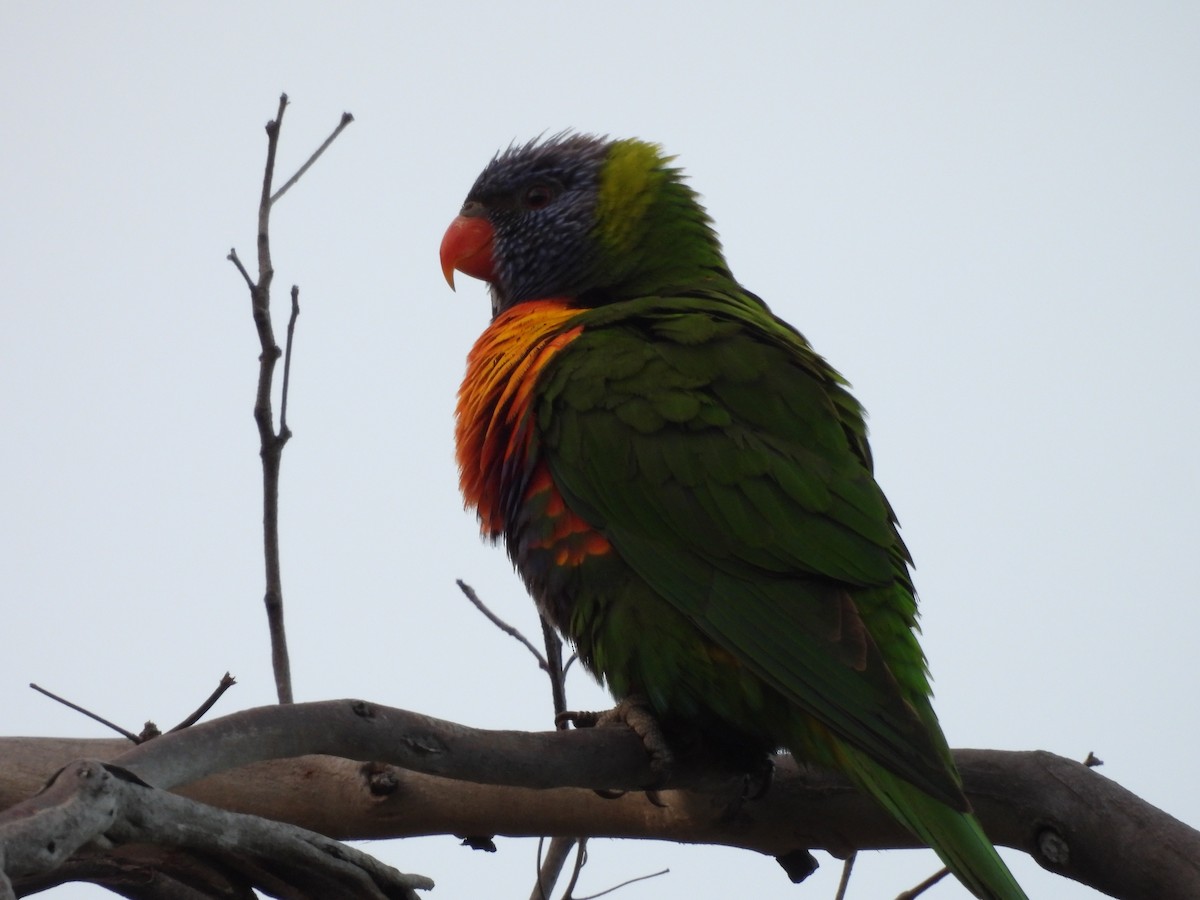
[595,139,670,255]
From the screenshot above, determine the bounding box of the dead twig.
[30,673,239,748]
[573,867,669,899]
[535,616,586,899]
[541,616,569,723]
[559,840,587,898]
[227,94,352,704]
[456,580,548,670]
[895,866,950,899]
[27,684,140,744]
[271,111,354,205]
[167,673,237,732]
[532,836,577,900]
[279,285,300,435]
[834,851,856,900]
[460,587,587,899]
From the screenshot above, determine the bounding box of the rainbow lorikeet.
[440,134,1026,900]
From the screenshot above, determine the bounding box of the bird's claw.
[557,696,674,798]
[555,709,602,729]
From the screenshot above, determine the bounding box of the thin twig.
[167,673,237,732]
[230,97,350,705]
[559,839,587,899]
[534,836,547,900]
[541,616,568,721]
[270,111,354,205]
[574,868,669,899]
[895,866,950,899]
[456,580,548,670]
[251,94,292,705]
[834,851,856,900]
[226,248,254,290]
[258,93,288,260]
[532,836,576,900]
[29,684,140,743]
[530,615,585,899]
[459,573,601,900]
[228,97,350,705]
[279,285,300,436]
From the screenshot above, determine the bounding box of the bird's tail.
[840,745,1028,900]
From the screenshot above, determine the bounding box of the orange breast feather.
[455,300,587,538]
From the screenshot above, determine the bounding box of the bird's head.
[440,134,730,316]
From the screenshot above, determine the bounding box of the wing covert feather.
[539,299,960,803]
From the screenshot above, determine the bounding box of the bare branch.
[270,111,355,205]
[28,684,139,743]
[0,713,1197,898]
[541,616,568,722]
[560,839,586,899]
[895,867,950,899]
[834,851,856,900]
[279,285,300,436]
[456,580,548,670]
[226,247,254,289]
[574,867,669,900]
[167,672,237,733]
[532,619,586,899]
[227,93,294,705]
[0,759,431,897]
[229,96,349,706]
[2,701,1193,898]
[259,93,289,262]
[531,836,576,900]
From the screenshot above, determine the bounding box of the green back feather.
[540,295,958,796]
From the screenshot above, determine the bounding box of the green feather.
[534,294,1027,899]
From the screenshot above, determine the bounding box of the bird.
[439,133,1027,900]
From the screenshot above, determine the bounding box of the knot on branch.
[1036,825,1071,867]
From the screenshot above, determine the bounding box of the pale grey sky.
[1,3,1197,897]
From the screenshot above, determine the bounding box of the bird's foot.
[557,695,674,801]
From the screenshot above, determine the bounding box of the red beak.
[440,215,496,289]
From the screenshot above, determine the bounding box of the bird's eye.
[523,184,555,210]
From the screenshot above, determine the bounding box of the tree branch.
[270,112,354,205]
[27,684,141,743]
[0,758,431,898]
[456,580,548,671]
[167,672,238,733]
[225,96,353,705]
[0,702,1195,898]
[531,836,576,900]
[459,583,583,899]
[536,616,580,899]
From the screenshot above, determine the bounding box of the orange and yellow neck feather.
[455,300,584,536]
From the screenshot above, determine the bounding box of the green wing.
[538,291,964,807]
